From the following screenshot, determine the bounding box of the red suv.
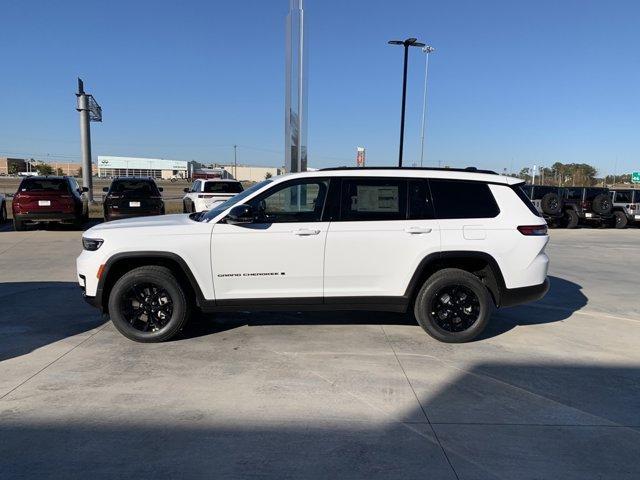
[12,176,89,231]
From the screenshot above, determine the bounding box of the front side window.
[250,179,329,223]
[429,179,500,219]
[340,178,407,221]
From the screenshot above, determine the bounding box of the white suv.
[182,179,243,213]
[77,168,549,343]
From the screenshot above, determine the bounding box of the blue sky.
[0,0,638,175]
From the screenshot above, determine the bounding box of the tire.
[108,266,190,343]
[614,211,628,229]
[13,217,26,231]
[413,268,493,343]
[592,194,612,215]
[565,209,579,229]
[541,192,561,215]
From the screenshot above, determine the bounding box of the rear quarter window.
[512,185,541,216]
[428,179,500,219]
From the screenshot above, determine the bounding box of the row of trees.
[10,162,82,177]
[517,162,631,187]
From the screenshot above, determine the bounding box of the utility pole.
[233,144,238,179]
[388,37,425,167]
[419,45,435,167]
[76,78,102,202]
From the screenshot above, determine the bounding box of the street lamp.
[388,37,425,167]
[418,45,435,167]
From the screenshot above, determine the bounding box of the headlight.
[82,238,104,251]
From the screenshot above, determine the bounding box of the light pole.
[418,45,435,167]
[388,37,425,167]
[233,144,238,179]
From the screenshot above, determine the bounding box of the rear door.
[323,177,441,299]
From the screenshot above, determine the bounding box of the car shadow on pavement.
[0,281,106,362]
[182,275,586,342]
[1,362,638,479]
[481,275,587,340]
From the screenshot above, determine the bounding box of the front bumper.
[500,278,550,308]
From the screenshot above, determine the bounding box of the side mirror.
[158,187,164,192]
[226,204,255,225]
[183,188,189,193]
[82,187,89,192]
[102,187,109,192]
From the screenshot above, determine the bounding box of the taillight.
[517,225,548,236]
[630,205,638,211]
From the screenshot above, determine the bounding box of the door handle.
[404,226,432,234]
[293,228,321,236]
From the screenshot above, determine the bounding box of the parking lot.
[1,227,639,479]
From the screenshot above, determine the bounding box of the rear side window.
[203,181,243,193]
[429,179,500,219]
[408,179,435,219]
[584,188,608,201]
[614,190,633,203]
[110,180,160,196]
[19,178,69,192]
[512,185,540,216]
[340,178,407,221]
[564,188,582,200]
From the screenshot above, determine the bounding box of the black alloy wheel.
[120,283,174,333]
[108,265,190,342]
[430,285,480,332]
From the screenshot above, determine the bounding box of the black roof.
[319,166,498,175]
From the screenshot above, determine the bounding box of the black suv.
[562,187,613,228]
[103,177,165,222]
[521,185,564,227]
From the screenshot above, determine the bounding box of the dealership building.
[97,156,191,179]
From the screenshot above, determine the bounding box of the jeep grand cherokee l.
[103,177,165,222]
[12,176,88,231]
[77,168,549,344]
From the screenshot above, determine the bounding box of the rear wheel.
[614,211,628,229]
[413,268,492,343]
[565,210,579,229]
[108,266,190,342]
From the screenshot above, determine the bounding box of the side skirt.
[200,296,409,313]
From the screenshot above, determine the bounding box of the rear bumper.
[580,212,614,221]
[15,212,78,222]
[105,211,162,221]
[500,278,550,308]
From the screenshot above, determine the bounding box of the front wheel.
[413,268,492,343]
[108,266,191,342]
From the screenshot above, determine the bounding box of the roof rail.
[318,166,498,175]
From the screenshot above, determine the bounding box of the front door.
[211,178,331,301]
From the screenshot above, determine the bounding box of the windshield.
[109,180,160,197]
[19,178,69,193]
[199,179,272,222]
[203,181,243,193]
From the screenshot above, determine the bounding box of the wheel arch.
[96,251,206,313]
[404,251,507,307]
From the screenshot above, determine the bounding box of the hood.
[84,214,205,237]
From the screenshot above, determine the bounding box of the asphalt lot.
[1,226,639,479]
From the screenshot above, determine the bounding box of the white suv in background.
[78,167,549,344]
[182,179,243,213]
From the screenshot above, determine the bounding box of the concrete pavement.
[1,227,639,479]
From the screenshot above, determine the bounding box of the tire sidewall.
[414,270,492,343]
[108,268,189,342]
[614,211,628,229]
